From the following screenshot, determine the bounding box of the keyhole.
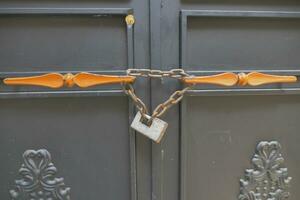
[140,116,152,127]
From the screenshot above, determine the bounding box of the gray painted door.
[1,0,300,200]
[0,1,151,200]
[151,1,300,200]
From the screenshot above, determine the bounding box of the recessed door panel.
[186,17,300,70]
[0,15,127,72]
[181,95,300,200]
[0,97,131,199]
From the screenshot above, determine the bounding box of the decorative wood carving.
[10,149,70,200]
[239,141,292,200]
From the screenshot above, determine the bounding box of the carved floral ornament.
[239,141,292,200]
[8,141,292,200]
[10,149,70,200]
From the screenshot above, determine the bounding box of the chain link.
[123,68,192,124]
[122,83,149,119]
[152,86,191,118]
[127,68,189,79]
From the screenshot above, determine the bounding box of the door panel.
[181,95,300,200]
[0,15,128,71]
[185,16,300,70]
[0,97,131,199]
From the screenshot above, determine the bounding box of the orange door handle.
[182,72,239,86]
[73,72,135,88]
[3,71,297,88]
[237,72,297,86]
[3,72,135,88]
[3,73,65,88]
[181,72,297,86]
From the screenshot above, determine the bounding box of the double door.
[0,0,299,199]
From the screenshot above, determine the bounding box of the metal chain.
[152,86,191,118]
[127,68,189,79]
[122,83,149,119]
[122,68,192,123]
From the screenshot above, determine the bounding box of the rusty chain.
[126,68,189,78]
[122,83,149,118]
[122,69,193,123]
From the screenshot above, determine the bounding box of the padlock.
[131,111,168,143]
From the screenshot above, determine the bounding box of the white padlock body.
[131,112,168,143]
